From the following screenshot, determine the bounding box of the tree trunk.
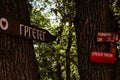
[56,59,64,80]
[66,31,72,80]
[74,0,115,80]
[0,0,40,80]
[66,20,72,80]
[115,61,120,80]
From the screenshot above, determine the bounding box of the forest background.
[28,0,120,80]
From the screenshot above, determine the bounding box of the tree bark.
[0,0,40,80]
[56,27,64,80]
[74,0,115,80]
[56,60,64,80]
[66,30,72,80]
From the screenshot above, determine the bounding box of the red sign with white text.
[90,51,115,64]
[97,32,119,42]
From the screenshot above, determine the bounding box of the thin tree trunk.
[66,31,72,80]
[56,26,64,80]
[66,21,72,80]
[56,59,64,80]
[0,0,39,80]
[74,0,115,80]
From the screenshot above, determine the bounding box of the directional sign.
[90,51,115,64]
[0,17,56,42]
[97,32,119,42]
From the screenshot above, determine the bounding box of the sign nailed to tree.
[0,17,56,42]
[90,51,115,64]
[97,32,119,42]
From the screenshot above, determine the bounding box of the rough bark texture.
[74,0,115,80]
[115,61,120,80]
[0,0,40,80]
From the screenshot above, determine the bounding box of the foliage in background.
[28,0,78,79]
[111,0,120,58]
[28,0,120,79]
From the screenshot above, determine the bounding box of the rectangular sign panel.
[97,32,119,42]
[0,17,56,42]
[90,51,115,64]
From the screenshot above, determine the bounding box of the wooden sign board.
[0,17,56,42]
[97,32,119,42]
[90,51,115,64]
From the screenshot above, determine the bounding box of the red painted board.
[97,32,119,42]
[90,51,115,64]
